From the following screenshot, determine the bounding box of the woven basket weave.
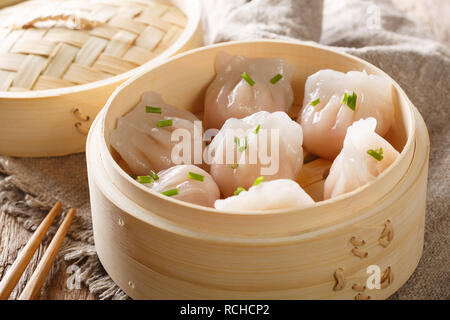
[0,0,188,91]
[0,0,202,157]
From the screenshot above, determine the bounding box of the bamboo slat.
[104,30,137,57]
[33,76,75,90]
[0,53,26,71]
[136,11,172,32]
[0,70,14,91]
[12,55,48,90]
[135,25,165,50]
[93,54,139,75]
[162,7,188,27]
[43,43,79,78]
[122,46,156,65]
[0,0,188,92]
[44,28,90,48]
[0,30,24,53]
[62,63,108,84]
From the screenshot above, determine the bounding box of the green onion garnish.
[149,170,159,181]
[342,91,357,111]
[161,188,179,197]
[230,163,239,170]
[310,98,320,106]
[234,187,245,196]
[241,72,255,86]
[137,175,153,184]
[146,106,162,114]
[367,148,384,161]
[253,124,261,134]
[342,92,348,105]
[188,171,204,181]
[253,176,264,186]
[157,119,173,127]
[270,73,282,84]
[234,136,248,152]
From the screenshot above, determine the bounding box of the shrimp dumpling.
[207,111,304,197]
[324,118,399,199]
[299,69,394,159]
[110,92,201,176]
[204,51,295,130]
[142,165,220,207]
[214,179,314,211]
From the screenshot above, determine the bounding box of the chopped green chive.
[367,148,384,161]
[234,187,245,196]
[230,163,239,170]
[241,72,255,86]
[149,170,159,181]
[253,124,261,134]
[146,106,162,114]
[188,171,205,181]
[342,91,357,111]
[161,188,179,197]
[270,73,282,84]
[310,98,320,106]
[253,176,264,186]
[342,92,348,105]
[137,175,153,184]
[157,119,173,127]
[234,136,248,152]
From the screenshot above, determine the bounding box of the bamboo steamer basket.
[0,0,202,157]
[86,40,430,299]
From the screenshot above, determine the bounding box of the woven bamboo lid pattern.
[0,0,187,91]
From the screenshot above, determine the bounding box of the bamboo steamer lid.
[0,0,189,90]
[0,0,202,156]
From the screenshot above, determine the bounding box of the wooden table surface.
[0,0,448,300]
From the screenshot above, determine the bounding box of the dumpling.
[139,165,220,207]
[207,111,304,197]
[214,179,314,211]
[298,69,394,159]
[324,118,399,199]
[110,91,202,176]
[204,51,295,130]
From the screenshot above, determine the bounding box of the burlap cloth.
[0,0,448,299]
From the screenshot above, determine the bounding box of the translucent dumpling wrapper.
[207,111,304,197]
[324,118,399,199]
[141,165,220,208]
[214,179,314,211]
[204,51,295,130]
[110,92,202,176]
[299,69,394,160]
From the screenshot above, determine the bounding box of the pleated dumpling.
[139,165,220,208]
[324,118,399,199]
[204,51,295,130]
[110,92,202,176]
[214,179,314,211]
[298,69,394,159]
[207,111,304,197]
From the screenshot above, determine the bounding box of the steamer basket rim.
[98,39,417,216]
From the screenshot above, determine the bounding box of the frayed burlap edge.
[0,173,127,300]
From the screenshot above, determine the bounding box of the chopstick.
[0,202,62,299]
[19,208,76,300]
[0,203,76,300]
